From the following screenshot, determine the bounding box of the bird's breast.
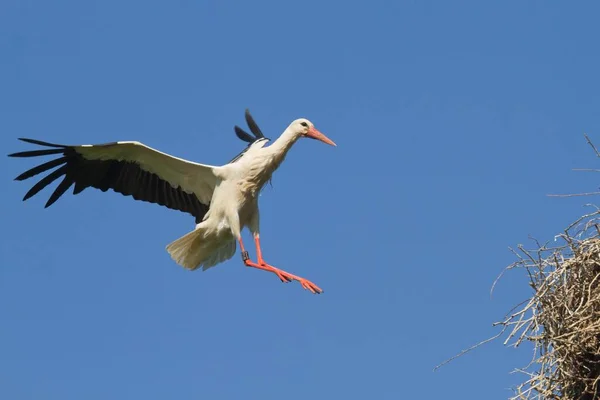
[236,154,281,197]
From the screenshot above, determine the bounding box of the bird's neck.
[268,128,299,159]
[237,128,298,197]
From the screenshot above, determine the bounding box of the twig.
[547,192,600,198]
[584,133,600,158]
[433,326,507,371]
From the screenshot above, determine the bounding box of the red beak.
[306,127,336,147]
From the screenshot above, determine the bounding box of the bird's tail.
[166,227,236,271]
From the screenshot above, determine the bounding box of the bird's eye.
[300,122,308,127]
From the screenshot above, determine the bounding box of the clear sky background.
[1,1,600,399]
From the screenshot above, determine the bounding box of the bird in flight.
[9,110,336,294]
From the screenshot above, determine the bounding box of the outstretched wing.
[9,139,219,223]
[230,109,270,163]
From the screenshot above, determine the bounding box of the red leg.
[238,236,323,294]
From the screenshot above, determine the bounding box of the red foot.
[244,259,323,294]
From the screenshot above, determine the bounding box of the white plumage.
[9,110,336,294]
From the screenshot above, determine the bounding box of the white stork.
[9,110,336,294]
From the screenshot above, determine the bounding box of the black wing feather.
[228,109,270,164]
[244,108,265,139]
[23,164,69,201]
[8,148,65,158]
[18,138,67,148]
[46,174,75,208]
[14,157,67,181]
[234,126,256,143]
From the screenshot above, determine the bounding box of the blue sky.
[1,1,600,398]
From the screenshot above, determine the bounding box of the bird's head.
[290,118,336,147]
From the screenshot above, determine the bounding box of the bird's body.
[169,137,283,270]
[9,110,336,294]
[168,124,310,270]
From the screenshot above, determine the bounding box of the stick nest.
[498,209,600,399]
